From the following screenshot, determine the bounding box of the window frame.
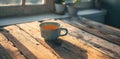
[25,0,45,5]
[0,0,45,7]
[0,0,54,17]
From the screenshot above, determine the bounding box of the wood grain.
[16,20,87,59]
[62,17,120,45]
[0,33,25,59]
[56,20,116,59]
[2,25,58,59]
[0,18,119,59]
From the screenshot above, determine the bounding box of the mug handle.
[59,28,68,36]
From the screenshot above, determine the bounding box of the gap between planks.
[57,19,120,59]
[0,32,25,59]
[16,19,113,59]
[1,19,119,59]
[16,20,87,59]
[62,17,120,45]
[2,25,59,59]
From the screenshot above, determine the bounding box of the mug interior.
[40,22,60,30]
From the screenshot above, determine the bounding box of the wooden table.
[0,17,120,59]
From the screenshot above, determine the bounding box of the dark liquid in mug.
[42,25,58,30]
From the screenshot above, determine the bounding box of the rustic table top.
[0,17,120,59]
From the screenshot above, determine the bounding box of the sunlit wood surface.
[0,18,120,59]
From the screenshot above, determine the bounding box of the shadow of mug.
[40,22,68,41]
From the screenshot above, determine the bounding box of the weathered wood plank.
[16,20,87,59]
[16,21,62,59]
[2,25,58,59]
[62,17,120,46]
[60,36,112,59]
[0,45,12,59]
[80,17,120,36]
[1,18,119,59]
[0,33,25,59]
[56,20,120,59]
[16,19,114,59]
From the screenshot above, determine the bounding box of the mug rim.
[40,22,60,27]
[40,22,61,30]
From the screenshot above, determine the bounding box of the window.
[65,0,92,3]
[25,0,44,5]
[0,0,21,6]
[0,0,54,17]
[0,0,44,6]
